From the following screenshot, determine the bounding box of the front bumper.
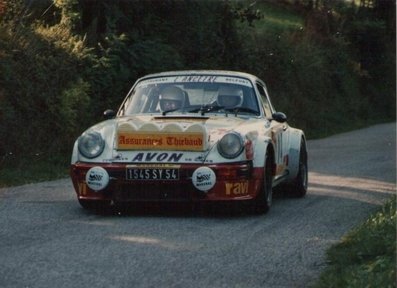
[70,161,263,203]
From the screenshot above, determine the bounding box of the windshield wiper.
[225,107,259,116]
[188,105,225,115]
[162,108,180,116]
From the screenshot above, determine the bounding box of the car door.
[256,83,289,178]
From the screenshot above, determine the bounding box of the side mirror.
[103,109,116,120]
[272,112,287,123]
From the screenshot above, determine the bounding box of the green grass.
[313,197,397,288]
[0,154,69,187]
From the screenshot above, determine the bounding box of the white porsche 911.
[70,70,308,213]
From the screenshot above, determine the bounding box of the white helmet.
[217,86,243,108]
[159,86,185,111]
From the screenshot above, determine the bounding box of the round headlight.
[217,132,244,159]
[78,131,105,159]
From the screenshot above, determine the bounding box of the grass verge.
[313,197,397,288]
[0,154,69,187]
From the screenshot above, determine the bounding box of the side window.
[256,84,272,117]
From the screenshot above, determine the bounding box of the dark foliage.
[0,0,395,171]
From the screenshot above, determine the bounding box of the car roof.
[137,70,259,82]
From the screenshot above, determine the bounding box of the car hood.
[76,115,263,164]
[114,115,259,151]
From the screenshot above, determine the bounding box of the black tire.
[288,140,308,198]
[253,151,273,214]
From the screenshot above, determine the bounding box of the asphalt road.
[0,123,395,288]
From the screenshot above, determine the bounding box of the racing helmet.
[217,86,244,108]
[159,86,185,111]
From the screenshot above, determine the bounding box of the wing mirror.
[272,112,287,123]
[103,109,116,120]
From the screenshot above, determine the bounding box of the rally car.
[70,70,308,213]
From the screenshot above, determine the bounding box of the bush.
[314,198,397,288]
[346,19,396,121]
[238,24,364,138]
[0,23,92,160]
[0,0,241,167]
[0,0,395,181]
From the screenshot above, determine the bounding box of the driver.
[217,86,243,109]
[159,86,185,111]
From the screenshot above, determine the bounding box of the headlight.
[78,131,105,159]
[217,132,244,159]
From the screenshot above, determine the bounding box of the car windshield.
[121,75,260,116]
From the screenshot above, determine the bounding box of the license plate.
[126,167,179,180]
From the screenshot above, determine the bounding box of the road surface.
[0,123,395,288]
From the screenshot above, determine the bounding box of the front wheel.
[253,152,273,214]
[287,140,308,197]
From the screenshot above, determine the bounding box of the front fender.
[70,120,117,164]
[252,136,274,169]
[71,140,79,164]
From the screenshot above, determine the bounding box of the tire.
[253,151,273,214]
[287,140,308,198]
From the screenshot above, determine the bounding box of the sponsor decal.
[192,167,216,192]
[224,77,251,86]
[245,139,254,160]
[132,152,183,162]
[276,164,287,175]
[85,167,109,191]
[78,183,88,196]
[136,76,252,88]
[119,135,163,146]
[173,75,218,83]
[117,132,204,151]
[127,164,181,168]
[225,181,249,195]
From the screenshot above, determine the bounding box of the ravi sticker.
[225,181,249,195]
[192,167,216,192]
[86,167,109,191]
